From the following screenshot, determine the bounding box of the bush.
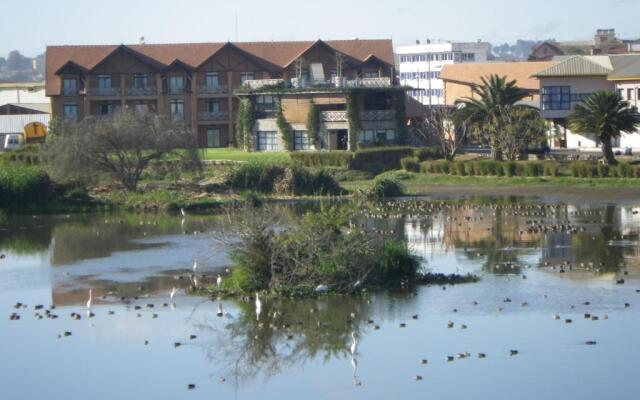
[367,175,404,198]
[635,166,640,178]
[351,146,414,172]
[414,147,444,161]
[319,167,374,182]
[503,161,518,177]
[597,164,610,178]
[400,156,421,172]
[466,162,477,176]
[432,160,452,174]
[525,162,544,177]
[420,161,434,173]
[0,164,51,208]
[225,162,343,195]
[370,241,420,284]
[618,163,634,178]
[290,151,353,168]
[570,162,593,178]
[543,163,561,177]
[454,161,466,176]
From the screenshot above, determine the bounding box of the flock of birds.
[4,201,640,391]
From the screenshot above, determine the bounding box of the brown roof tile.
[439,61,557,90]
[46,39,394,95]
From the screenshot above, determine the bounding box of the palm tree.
[454,74,532,160]
[568,91,640,165]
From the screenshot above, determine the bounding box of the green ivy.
[236,98,255,151]
[275,98,294,151]
[346,91,361,151]
[306,100,320,148]
[393,91,407,145]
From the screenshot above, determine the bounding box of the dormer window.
[63,78,77,96]
[205,73,219,88]
[169,76,185,94]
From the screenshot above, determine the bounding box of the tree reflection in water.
[190,296,374,385]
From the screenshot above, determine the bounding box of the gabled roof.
[440,61,556,90]
[0,103,51,114]
[533,55,613,77]
[607,55,640,80]
[46,39,394,95]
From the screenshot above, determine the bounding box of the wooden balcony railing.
[126,86,157,96]
[90,87,121,96]
[320,111,347,122]
[199,85,228,95]
[198,111,229,121]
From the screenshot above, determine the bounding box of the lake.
[1,196,639,400]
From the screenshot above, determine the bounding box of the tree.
[45,110,199,191]
[453,74,532,160]
[493,106,546,161]
[412,106,469,161]
[568,91,640,165]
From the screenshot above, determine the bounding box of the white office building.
[396,41,491,105]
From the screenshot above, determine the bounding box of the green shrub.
[543,163,561,177]
[570,162,593,178]
[290,151,352,168]
[454,161,466,176]
[597,164,610,178]
[420,161,434,173]
[635,166,640,178]
[466,162,477,176]
[319,167,374,182]
[503,161,518,177]
[370,241,420,284]
[400,156,421,172]
[351,146,414,171]
[414,147,443,161]
[367,175,404,198]
[525,162,544,177]
[433,160,452,174]
[618,163,634,178]
[0,164,51,208]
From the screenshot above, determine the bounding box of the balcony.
[242,79,285,90]
[320,111,347,122]
[346,77,392,88]
[360,110,395,121]
[90,87,121,97]
[199,85,228,95]
[198,111,229,121]
[126,86,157,97]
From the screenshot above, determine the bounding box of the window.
[169,76,185,94]
[357,130,375,145]
[206,128,221,148]
[628,88,634,101]
[542,86,571,110]
[255,95,278,116]
[206,101,220,113]
[170,100,185,121]
[617,89,624,97]
[63,103,78,120]
[205,72,219,88]
[363,71,380,78]
[97,75,111,89]
[240,72,254,84]
[329,69,338,79]
[638,88,640,101]
[384,129,396,142]
[134,103,149,115]
[257,131,278,151]
[99,103,113,116]
[133,74,148,88]
[294,131,309,150]
[63,79,77,96]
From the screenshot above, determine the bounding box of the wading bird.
[170,288,176,303]
[350,331,358,356]
[86,289,93,309]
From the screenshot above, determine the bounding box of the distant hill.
[0,50,45,82]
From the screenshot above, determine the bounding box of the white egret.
[216,274,222,288]
[181,208,186,217]
[170,287,176,303]
[86,289,93,309]
[192,259,198,273]
[350,331,358,356]
[255,293,262,321]
[315,284,328,293]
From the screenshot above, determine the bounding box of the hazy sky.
[2,0,639,56]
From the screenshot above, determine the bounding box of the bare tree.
[412,107,469,161]
[45,110,199,191]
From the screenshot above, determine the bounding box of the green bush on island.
[215,205,421,296]
[400,156,421,172]
[413,146,444,161]
[366,174,404,198]
[290,151,353,168]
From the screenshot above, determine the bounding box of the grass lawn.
[201,148,290,163]
[341,173,640,194]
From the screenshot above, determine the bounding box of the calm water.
[1,197,640,400]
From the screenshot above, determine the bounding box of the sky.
[1,0,639,57]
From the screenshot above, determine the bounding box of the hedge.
[0,164,51,208]
[351,146,414,171]
[420,161,563,178]
[290,151,352,168]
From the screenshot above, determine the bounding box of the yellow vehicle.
[23,122,47,143]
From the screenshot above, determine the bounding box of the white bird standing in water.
[255,293,262,321]
[170,288,176,303]
[86,289,93,309]
[216,274,222,288]
[350,331,358,356]
[192,259,198,273]
[181,208,186,217]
